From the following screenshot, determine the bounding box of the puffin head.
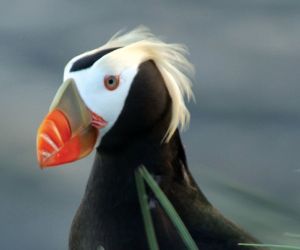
[36,27,194,168]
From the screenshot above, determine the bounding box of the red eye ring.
[104,75,120,91]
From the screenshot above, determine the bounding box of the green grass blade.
[239,243,300,250]
[138,166,198,250]
[135,169,159,250]
[284,233,300,239]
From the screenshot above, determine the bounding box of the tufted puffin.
[36,27,267,250]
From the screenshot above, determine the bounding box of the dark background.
[1,0,300,249]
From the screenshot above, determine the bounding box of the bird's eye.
[104,75,120,91]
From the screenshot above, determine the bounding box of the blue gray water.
[1,0,300,249]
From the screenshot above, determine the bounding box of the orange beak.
[36,79,107,168]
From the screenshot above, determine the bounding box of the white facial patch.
[62,27,194,143]
[64,64,138,137]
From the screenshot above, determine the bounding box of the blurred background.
[1,0,300,249]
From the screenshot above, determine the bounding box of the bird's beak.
[36,79,107,168]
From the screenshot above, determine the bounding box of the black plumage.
[70,47,121,72]
[69,61,266,250]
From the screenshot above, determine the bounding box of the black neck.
[86,128,187,208]
[70,127,191,249]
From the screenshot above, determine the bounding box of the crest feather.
[103,26,195,141]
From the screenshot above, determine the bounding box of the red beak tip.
[37,156,47,169]
[36,108,100,168]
